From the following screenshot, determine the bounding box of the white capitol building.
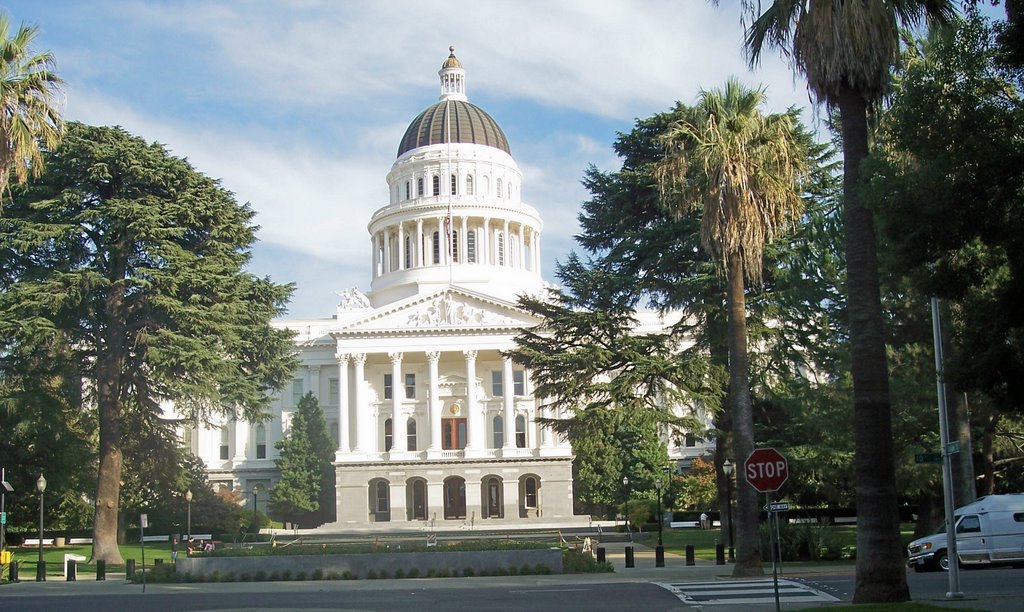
[181,49,713,530]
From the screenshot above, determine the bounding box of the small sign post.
[745,448,790,612]
[140,513,148,592]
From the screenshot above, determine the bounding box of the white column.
[336,353,350,453]
[437,217,446,265]
[389,352,403,452]
[460,215,468,264]
[518,223,525,269]
[428,351,441,451]
[371,234,378,278]
[383,229,391,273]
[352,353,367,453]
[397,223,405,270]
[415,218,423,267]
[233,417,249,461]
[482,217,490,265]
[502,356,514,450]
[310,365,321,400]
[464,350,479,450]
[532,229,541,273]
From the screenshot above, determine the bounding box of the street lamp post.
[185,489,193,542]
[723,459,735,563]
[622,476,630,541]
[654,476,665,568]
[36,473,46,582]
[1,468,13,577]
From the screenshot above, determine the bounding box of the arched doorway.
[443,476,466,520]
[520,475,540,518]
[484,476,503,519]
[369,478,390,522]
[407,478,428,521]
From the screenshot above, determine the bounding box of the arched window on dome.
[515,414,527,448]
[492,415,504,448]
[405,181,411,200]
[466,175,474,196]
[496,178,503,198]
[450,174,457,196]
[404,235,412,269]
[432,231,440,265]
[384,418,393,452]
[417,177,424,197]
[467,229,477,263]
[497,232,505,266]
[432,175,440,196]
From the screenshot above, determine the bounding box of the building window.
[451,173,457,195]
[219,426,229,460]
[405,235,412,268]
[452,230,459,262]
[384,418,393,452]
[404,373,416,399]
[254,423,267,459]
[432,175,440,196]
[442,418,467,450]
[492,415,504,448]
[417,177,424,197]
[497,232,505,265]
[407,418,417,451]
[328,378,339,405]
[466,175,474,195]
[513,370,525,396]
[515,414,527,448]
[524,477,538,509]
[491,371,503,396]
[467,229,476,263]
[182,426,193,450]
[685,433,696,447]
[375,480,389,513]
[496,178,503,198]
[383,373,393,400]
[405,180,411,200]
[291,379,303,406]
[432,231,441,264]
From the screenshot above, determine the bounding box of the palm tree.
[737,0,955,602]
[0,12,64,205]
[656,79,808,577]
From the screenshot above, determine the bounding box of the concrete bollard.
[96,559,106,581]
[624,545,635,568]
[716,543,725,565]
[126,558,135,579]
[9,560,18,582]
[685,544,695,566]
[67,560,77,581]
[596,547,606,563]
[655,545,665,567]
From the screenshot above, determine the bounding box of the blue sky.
[9,1,980,319]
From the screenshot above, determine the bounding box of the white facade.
[183,49,713,529]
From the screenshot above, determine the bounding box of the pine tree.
[269,393,335,527]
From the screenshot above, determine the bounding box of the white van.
[907,493,1024,571]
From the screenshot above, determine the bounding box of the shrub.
[562,548,613,573]
[407,567,419,578]
[210,570,221,583]
[281,570,292,581]
[327,571,341,580]
[519,563,532,575]
[296,571,307,581]
[254,570,267,582]
[462,567,475,577]
[395,568,406,579]
[240,572,252,582]
[367,569,379,580]
[533,564,551,575]
[342,570,356,580]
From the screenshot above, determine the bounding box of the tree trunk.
[838,86,909,604]
[979,409,998,496]
[725,252,763,577]
[914,492,942,538]
[91,386,125,564]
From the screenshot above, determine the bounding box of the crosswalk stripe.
[656,578,840,606]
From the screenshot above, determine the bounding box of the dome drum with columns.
[176,49,713,532]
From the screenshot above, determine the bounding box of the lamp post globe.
[185,489,193,542]
[36,473,46,581]
[622,476,630,539]
[723,459,735,563]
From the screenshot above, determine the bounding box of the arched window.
[492,415,504,448]
[466,175,474,195]
[405,180,411,200]
[375,480,390,514]
[407,418,417,451]
[451,173,457,195]
[432,231,440,264]
[404,235,412,268]
[496,178,503,198]
[467,229,476,263]
[417,177,424,197]
[452,230,459,262]
[255,423,266,459]
[384,418,393,452]
[497,232,505,266]
[219,426,230,460]
[515,414,527,448]
[524,476,538,509]
[432,175,440,196]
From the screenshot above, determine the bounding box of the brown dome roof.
[397,99,510,158]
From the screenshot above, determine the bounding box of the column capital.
[335,352,350,364]
[352,353,367,366]
[426,350,441,364]
[463,349,478,361]
[310,365,321,374]
[389,352,403,364]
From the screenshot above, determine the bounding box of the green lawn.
[2,542,175,579]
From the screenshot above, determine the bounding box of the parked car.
[907,493,1024,572]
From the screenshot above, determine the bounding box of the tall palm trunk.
[725,252,762,576]
[837,85,908,604]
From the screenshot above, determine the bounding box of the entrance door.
[412,480,427,521]
[487,478,502,518]
[444,478,466,519]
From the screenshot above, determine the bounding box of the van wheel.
[936,552,950,571]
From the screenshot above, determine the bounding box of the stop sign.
[744,447,789,492]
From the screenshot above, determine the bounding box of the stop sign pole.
[744,447,789,612]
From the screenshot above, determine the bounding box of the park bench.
[21,538,55,546]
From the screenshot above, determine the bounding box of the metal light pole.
[185,489,193,542]
[1,468,12,578]
[622,476,630,541]
[36,473,46,582]
[723,460,735,563]
[654,476,665,567]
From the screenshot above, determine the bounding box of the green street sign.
[946,441,961,454]
[0,511,6,524]
[915,452,942,464]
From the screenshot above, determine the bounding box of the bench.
[141,535,170,543]
[68,537,93,545]
[670,521,701,529]
[22,538,55,546]
[834,517,857,524]
[186,533,213,541]
[64,553,87,578]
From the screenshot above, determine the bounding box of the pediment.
[334,288,540,336]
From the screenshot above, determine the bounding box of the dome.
[396,99,511,158]
[441,46,463,69]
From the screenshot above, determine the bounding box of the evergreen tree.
[269,392,335,527]
[0,122,297,563]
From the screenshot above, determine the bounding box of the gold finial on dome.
[442,46,463,69]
